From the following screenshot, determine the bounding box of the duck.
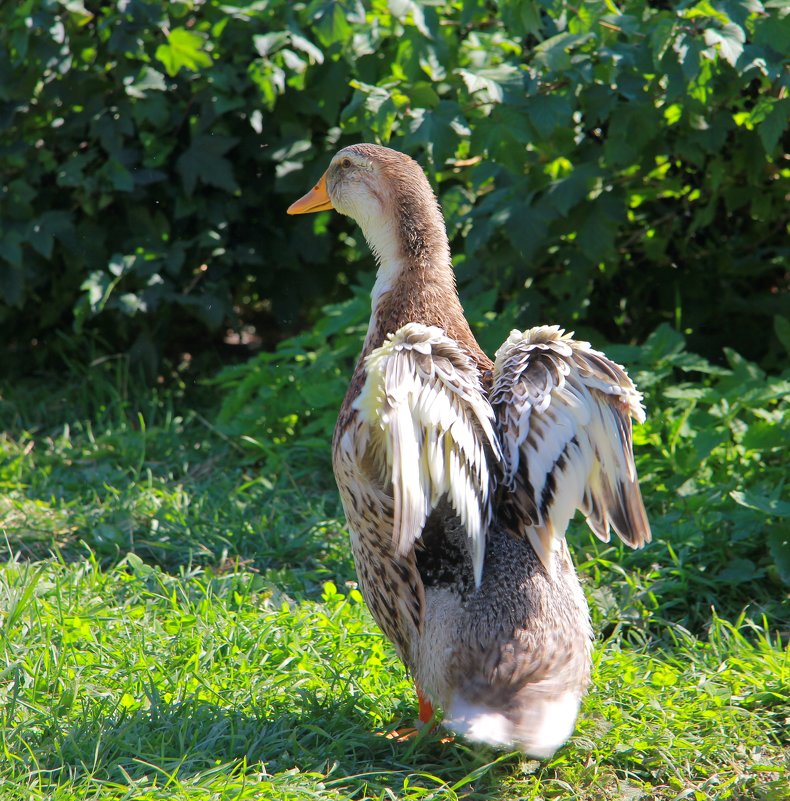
[287,143,651,758]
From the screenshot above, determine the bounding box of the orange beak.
[287,173,334,215]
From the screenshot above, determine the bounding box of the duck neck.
[358,194,470,354]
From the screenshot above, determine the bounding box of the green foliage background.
[1,0,788,370]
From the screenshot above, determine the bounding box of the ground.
[0,354,787,801]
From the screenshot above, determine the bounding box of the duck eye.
[340,157,352,169]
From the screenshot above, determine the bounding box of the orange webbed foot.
[382,684,453,743]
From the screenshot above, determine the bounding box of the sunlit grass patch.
[1,335,788,800]
[1,554,786,801]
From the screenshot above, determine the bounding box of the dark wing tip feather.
[607,477,652,548]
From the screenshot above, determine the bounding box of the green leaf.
[62,0,94,25]
[28,210,73,259]
[418,42,447,82]
[79,256,131,317]
[576,197,620,262]
[311,1,354,48]
[248,61,286,110]
[176,135,239,195]
[742,420,788,452]
[506,200,553,262]
[100,158,134,192]
[723,348,765,381]
[404,102,466,164]
[57,151,96,187]
[125,65,167,99]
[703,23,745,66]
[406,81,440,109]
[670,352,731,376]
[546,165,597,216]
[604,104,662,167]
[716,0,765,28]
[342,81,408,142]
[730,490,790,518]
[457,68,504,104]
[683,1,731,24]
[501,0,542,37]
[752,9,790,54]
[458,65,521,109]
[673,32,704,80]
[524,94,573,140]
[532,32,592,71]
[663,384,720,401]
[758,97,790,155]
[767,526,790,585]
[773,315,790,356]
[0,263,24,306]
[0,231,23,269]
[650,17,677,67]
[716,558,759,582]
[155,28,212,77]
[289,31,324,65]
[253,32,289,57]
[389,0,431,38]
[644,324,686,360]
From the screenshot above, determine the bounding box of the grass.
[1,345,788,801]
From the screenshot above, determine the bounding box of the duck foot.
[382,684,454,743]
[383,726,421,742]
[383,726,455,744]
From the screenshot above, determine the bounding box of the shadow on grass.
[1,469,356,602]
[0,367,352,588]
[29,694,518,795]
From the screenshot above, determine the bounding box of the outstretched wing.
[491,326,650,570]
[353,323,502,586]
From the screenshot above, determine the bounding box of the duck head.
[287,144,426,217]
[288,144,451,272]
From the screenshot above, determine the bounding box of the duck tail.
[444,690,581,759]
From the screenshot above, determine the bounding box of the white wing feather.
[353,323,502,586]
[491,326,650,570]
